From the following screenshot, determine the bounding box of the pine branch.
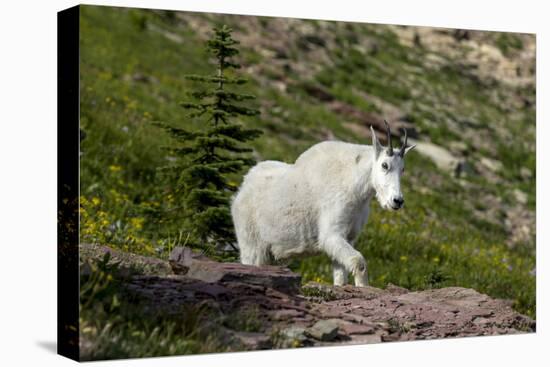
[195,136,255,153]
[189,90,256,102]
[208,160,248,173]
[224,104,260,117]
[183,164,227,190]
[186,75,248,85]
[153,121,202,140]
[207,125,262,142]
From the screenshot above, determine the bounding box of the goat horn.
[399,128,408,157]
[384,119,393,156]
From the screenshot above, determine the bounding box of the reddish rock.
[81,244,536,351]
[169,246,301,294]
[338,322,376,335]
[270,309,304,321]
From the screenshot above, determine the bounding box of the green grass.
[79,253,229,360]
[495,32,524,56]
[78,5,536,355]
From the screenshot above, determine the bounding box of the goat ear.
[370,126,383,158]
[403,144,416,156]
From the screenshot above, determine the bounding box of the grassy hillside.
[79,3,535,326]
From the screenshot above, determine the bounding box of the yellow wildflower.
[130,217,144,230]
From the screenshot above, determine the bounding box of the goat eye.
[382,162,388,170]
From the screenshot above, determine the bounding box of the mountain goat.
[231,121,415,286]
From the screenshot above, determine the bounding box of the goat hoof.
[354,275,369,287]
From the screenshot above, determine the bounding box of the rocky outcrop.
[168,246,301,294]
[81,244,535,350]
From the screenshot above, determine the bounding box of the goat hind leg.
[239,244,270,266]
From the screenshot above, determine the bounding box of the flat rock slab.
[304,283,535,342]
[169,246,301,294]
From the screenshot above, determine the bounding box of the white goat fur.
[231,130,413,286]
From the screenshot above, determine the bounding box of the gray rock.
[281,327,308,345]
[448,141,469,154]
[520,167,533,180]
[168,246,196,274]
[411,139,461,173]
[306,319,340,341]
[513,189,528,205]
[233,332,272,350]
[347,333,383,345]
[480,157,503,173]
[504,206,535,246]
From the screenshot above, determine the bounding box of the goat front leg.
[332,260,348,286]
[322,234,368,287]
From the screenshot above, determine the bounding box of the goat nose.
[393,197,404,206]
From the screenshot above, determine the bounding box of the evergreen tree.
[156,25,262,254]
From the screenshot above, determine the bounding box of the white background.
[0,0,547,365]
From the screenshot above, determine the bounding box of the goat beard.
[374,188,392,210]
